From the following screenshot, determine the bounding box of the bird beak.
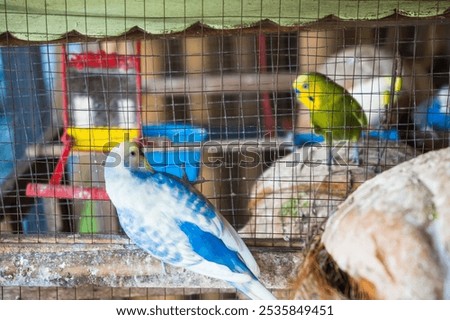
[138,147,154,172]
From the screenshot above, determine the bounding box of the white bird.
[104,141,276,300]
[351,76,402,129]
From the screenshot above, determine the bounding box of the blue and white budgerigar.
[104,141,276,300]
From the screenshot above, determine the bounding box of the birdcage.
[0,0,449,301]
[24,46,142,201]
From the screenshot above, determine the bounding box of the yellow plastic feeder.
[67,127,140,152]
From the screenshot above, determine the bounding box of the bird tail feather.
[231,279,277,300]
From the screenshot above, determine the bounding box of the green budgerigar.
[293,72,368,166]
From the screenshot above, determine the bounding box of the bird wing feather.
[106,169,204,266]
[161,173,260,276]
[351,98,368,127]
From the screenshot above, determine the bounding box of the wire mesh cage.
[0,0,449,300]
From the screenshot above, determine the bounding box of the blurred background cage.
[0,0,449,299]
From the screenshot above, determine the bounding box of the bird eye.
[303,83,309,90]
[130,150,136,157]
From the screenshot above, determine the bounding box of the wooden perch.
[142,73,297,95]
[0,235,302,290]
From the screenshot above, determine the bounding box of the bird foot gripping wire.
[325,140,361,172]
